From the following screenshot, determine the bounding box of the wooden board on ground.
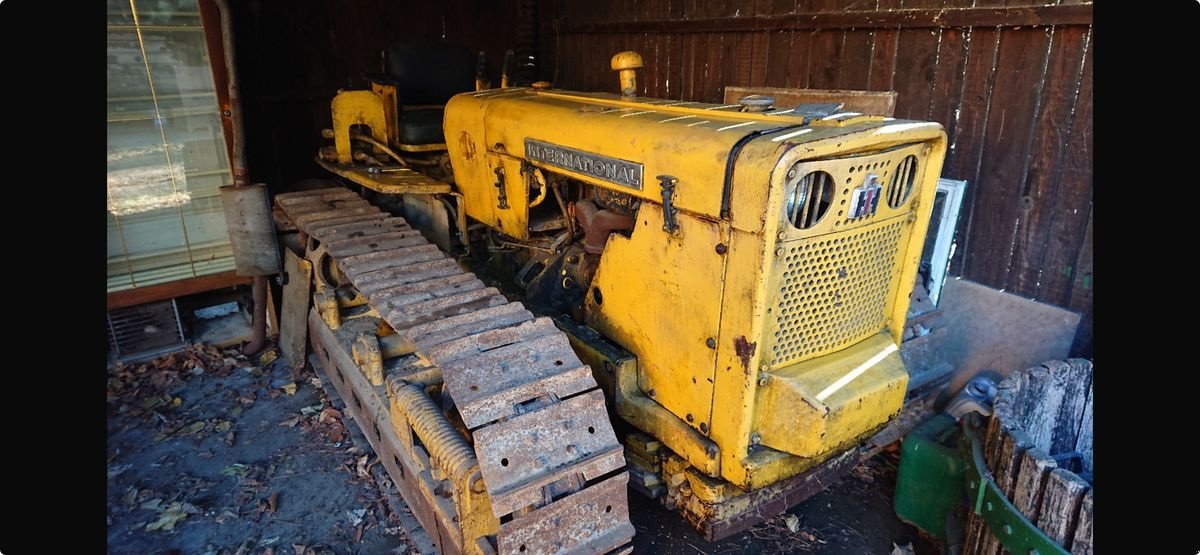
[937,279,1080,393]
[723,86,898,116]
[280,249,313,371]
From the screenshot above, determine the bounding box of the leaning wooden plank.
[1070,489,1093,555]
[982,427,1032,555]
[1035,468,1089,549]
[1075,377,1094,475]
[1012,447,1057,523]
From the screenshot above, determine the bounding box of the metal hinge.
[494,166,509,209]
[658,175,679,234]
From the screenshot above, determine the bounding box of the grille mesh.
[769,219,904,367]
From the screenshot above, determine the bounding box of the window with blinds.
[107,0,235,292]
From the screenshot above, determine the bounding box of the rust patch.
[734,336,757,373]
[458,131,477,160]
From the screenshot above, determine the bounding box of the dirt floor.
[107,343,938,555]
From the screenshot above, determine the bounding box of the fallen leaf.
[189,366,205,376]
[122,486,138,509]
[215,509,239,523]
[145,502,190,532]
[263,549,274,555]
[783,514,800,533]
[281,382,297,395]
[279,416,302,428]
[108,463,134,480]
[170,397,182,409]
[267,492,279,514]
[327,422,345,443]
[224,431,236,446]
[801,531,817,542]
[221,464,250,478]
[354,523,364,543]
[140,498,163,511]
[230,406,243,418]
[356,456,370,478]
[346,508,367,526]
[309,377,322,388]
[259,350,278,365]
[140,396,166,409]
[891,542,916,555]
[214,420,232,433]
[318,408,342,424]
[293,544,309,555]
[300,404,324,416]
[180,421,207,436]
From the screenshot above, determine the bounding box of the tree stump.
[964,359,1093,554]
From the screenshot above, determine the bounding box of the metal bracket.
[494,165,510,209]
[658,175,679,234]
[962,420,1068,555]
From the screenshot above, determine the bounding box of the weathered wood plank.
[1070,489,1093,555]
[836,29,874,90]
[1012,447,1057,525]
[807,29,843,89]
[723,86,896,115]
[1074,369,1093,475]
[891,28,940,120]
[925,27,966,136]
[944,27,1000,276]
[555,5,1094,33]
[1036,468,1088,548]
[1005,26,1089,296]
[960,27,1051,287]
[981,427,1032,555]
[1034,35,1092,307]
[1013,360,1092,456]
[1066,207,1093,356]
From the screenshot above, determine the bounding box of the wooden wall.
[539,0,1092,355]
[230,0,520,190]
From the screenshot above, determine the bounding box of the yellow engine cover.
[443,87,946,490]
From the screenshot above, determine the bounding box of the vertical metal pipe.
[212,0,247,186]
[244,275,268,355]
[209,0,268,355]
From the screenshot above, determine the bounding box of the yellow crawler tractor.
[272,44,946,554]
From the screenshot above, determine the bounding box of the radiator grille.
[769,219,904,367]
[106,299,185,359]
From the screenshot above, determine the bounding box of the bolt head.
[715,243,728,255]
[705,337,716,349]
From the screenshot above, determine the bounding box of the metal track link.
[277,187,634,555]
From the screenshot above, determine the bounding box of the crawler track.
[276,187,634,555]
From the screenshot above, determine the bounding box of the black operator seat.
[384,43,477,146]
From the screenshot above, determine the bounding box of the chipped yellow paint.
[443,78,948,492]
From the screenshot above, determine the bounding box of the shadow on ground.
[108,344,939,554]
[106,344,409,555]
